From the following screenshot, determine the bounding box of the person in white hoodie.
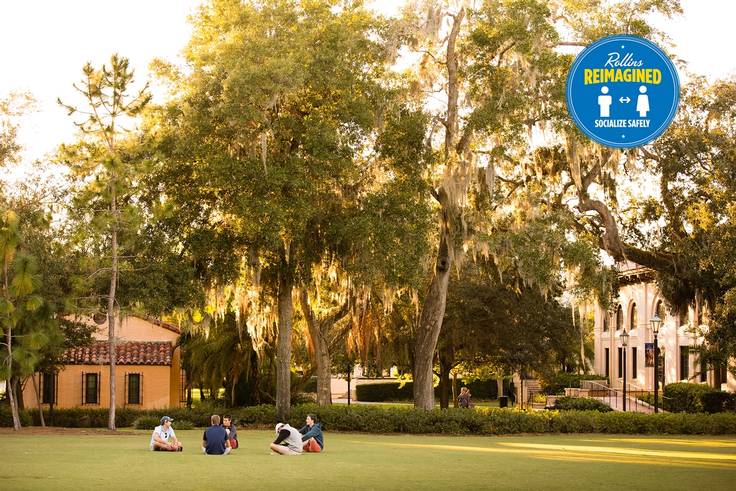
[270,423,303,455]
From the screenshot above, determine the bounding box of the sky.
[1,0,735,185]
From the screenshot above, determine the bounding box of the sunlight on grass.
[360,438,736,470]
[600,438,736,448]
[534,453,736,469]
[499,442,736,462]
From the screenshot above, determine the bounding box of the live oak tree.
[521,2,736,384]
[58,55,151,430]
[439,258,585,408]
[150,0,433,417]
[399,0,576,408]
[558,78,736,385]
[400,0,680,409]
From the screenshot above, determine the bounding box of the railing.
[571,380,660,413]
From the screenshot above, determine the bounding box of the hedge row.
[3,404,736,435]
[663,383,736,413]
[356,379,499,402]
[638,384,736,414]
[553,396,613,412]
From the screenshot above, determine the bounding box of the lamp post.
[621,329,629,412]
[650,314,662,413]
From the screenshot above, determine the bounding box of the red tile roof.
[62,341,173,366]
[134,315,181,334]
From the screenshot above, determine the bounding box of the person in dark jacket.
[298,414,324,453]
[202,414,231,455]
[222,415,238,449]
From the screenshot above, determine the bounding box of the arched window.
[616,305,623,331]
[603,313,609,332]
[630,303,638,331]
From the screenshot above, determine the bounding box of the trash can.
[499,396,508,408]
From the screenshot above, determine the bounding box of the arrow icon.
[619,96,631,103]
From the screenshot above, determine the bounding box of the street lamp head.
[620,329,629,347]
[650,314,662,335]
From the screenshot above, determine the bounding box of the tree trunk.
[6,377,21,431]
[314,341,332,406]
[107,194,118,431]
[713,361,723,389]
[3,261,21,431]
[276,269,294,421]
[452,372,459,408]
[298,289,343,407]
[249,350,260,404]
[413,228,451,410]
[579,306,587,374]
[497,378,504,399]
[14,376,25,410]
[230,374,238,407]
[31,374,45,427]
[438,345,454,409]
[413,9,464,411]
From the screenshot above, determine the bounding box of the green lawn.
[1,429,734,490]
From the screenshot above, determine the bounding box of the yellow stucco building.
[22,316,184,410]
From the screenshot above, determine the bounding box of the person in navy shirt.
[202,414,231,455]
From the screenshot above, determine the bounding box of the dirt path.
[0,427,145,436]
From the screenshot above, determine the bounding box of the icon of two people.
[598,85,649,117]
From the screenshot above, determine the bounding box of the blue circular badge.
[566,35,680,148]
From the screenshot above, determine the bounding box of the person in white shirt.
[150,416,183,452]
[270,423,303,455]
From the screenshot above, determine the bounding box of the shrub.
[302,377,317,393]
[531,393,547,404]
[291,392,317,405]
[27,407,112,428]
[174,420,194,430]
[356,382,414,402]
[134,415,161,430]
[356,378,499,402]
[0,406,32,427]
[554,396,613,412]
[663,383,713,413]
[549,410,599,433]
[233,404,277,425]
[700,391,736,414]
[8,402,736,435]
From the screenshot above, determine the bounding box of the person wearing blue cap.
[150,416,183,451]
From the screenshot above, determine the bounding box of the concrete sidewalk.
[594,395,660,413]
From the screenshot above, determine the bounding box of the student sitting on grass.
[298,414,324,453]
[150,416,183,452]
[222,415,238,449]
[458,387,474,408]
[269,423,303,455]
[202,414,231,455]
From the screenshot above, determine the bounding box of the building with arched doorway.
[594,262,735,393]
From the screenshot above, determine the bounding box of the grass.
[1,429,735,490]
